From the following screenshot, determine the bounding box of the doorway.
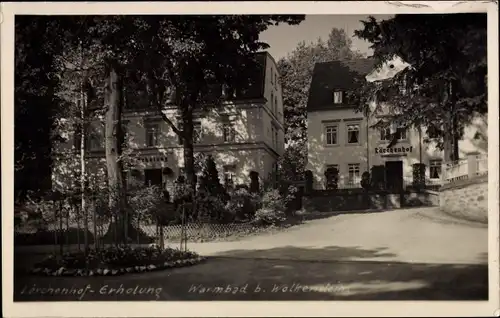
[385,161,403,191]
[144,169,163,187]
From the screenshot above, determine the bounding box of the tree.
[15,16,68,201]
[16,15,307,244]
[277,28,364,179]
[123,15,305,194]
[353,13,487,161]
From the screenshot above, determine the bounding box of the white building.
[52,52,285,194]
[306,59,487,190]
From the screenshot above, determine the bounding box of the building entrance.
[385,160,403,191]
[144,168,163,186]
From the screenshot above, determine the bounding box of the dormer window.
[333,91,343,104]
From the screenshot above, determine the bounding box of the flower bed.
[29,245,206,277]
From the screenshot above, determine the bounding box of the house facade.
[52,52,285,195]
[306,59,487,190]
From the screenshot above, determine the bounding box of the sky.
[260,14,393,61]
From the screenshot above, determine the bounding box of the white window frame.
[348,163,361,183]
[271,92,274,114]
[325,125,338,145]
[429,159,442,180]
[380,125,407,141]
[346,123,361,144]
[333,91,343,104]
[145,123,159,147]
[398,126,408,140]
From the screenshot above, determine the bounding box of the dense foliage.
[353,13,487,158]
[30,245,204,276]
[15,15,305,245]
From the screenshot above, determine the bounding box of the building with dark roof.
[305,58,487,190]
[52,51,285,194]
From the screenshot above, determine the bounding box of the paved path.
[13,207,489,301]
[171,207,488,265]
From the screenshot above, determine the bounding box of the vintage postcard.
[2,1,499,317]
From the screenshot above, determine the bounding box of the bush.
[225,187,260,221]
[412,163,426,188]
[324,167,339,190]
[30,245,205,276]
[261,188,284,212]
[253,208,286,226]
[249,171,260,193]
[196,188,228,222]
[361,171,371,190]
[128,184,166,225]
[304,170,313,193]
[195,156,229,222]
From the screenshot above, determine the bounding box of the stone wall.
[302,189,438,213]
[439,175,488,224]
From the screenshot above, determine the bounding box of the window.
[398,127,407,140]
[380,127,392,141]
[193,122,202,144]
[348,163,361,182]
[325,125,338,145]
[380,125,407,141]
[222,122,236,142]
[88,131,103,150]
[271,92,274,113]
[274,74,278,87]
[274,96,278,115]
[87,123,105,151]
[145,123,159,147]
[223,165,236,186]
[333,91,343,104]
[274,129,279,148]
[429,160,442,179]
[271,68,274,85]
[347,124,360,144]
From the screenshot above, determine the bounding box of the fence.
[324,177,442,191]
[444,153,488,183]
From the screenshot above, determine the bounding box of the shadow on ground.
[14,245,488,301]
[213,245,398,261]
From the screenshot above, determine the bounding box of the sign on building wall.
[375,146,413,155]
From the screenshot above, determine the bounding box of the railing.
[403,176,443,191]
[444,159,469,183]
[325,178,363,190]
[443,153,488,183]
[475,154,488,177]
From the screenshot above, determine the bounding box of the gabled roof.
[307,58,374,111]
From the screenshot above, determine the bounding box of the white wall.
[307,107,488,189]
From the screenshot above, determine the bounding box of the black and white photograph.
[2,1,499,317]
